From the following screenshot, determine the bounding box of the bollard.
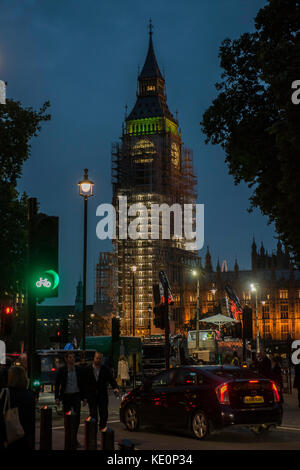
[84,417,97,450]
[100,427,114,450]
[64,411,77,450]
[40,406,52,450]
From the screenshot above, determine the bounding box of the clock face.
[132,138,155,156]
[171,142,180,168]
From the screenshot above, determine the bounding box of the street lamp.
[250,283,260,354]
[192,270,201,349]
[78,169,94,361]
[131,265,137,336]
[148,304,152,336]
[131,265,137,387]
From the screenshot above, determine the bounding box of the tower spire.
[139,21,163,80]
[126,24,176,123]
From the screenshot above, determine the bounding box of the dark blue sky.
[0,0,276,305]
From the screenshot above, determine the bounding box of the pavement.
[34,388,300,450]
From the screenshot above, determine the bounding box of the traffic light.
[31,352,41,394]
[242,306,253,340]
[0,305,14,337]
[153,305,166,329]
[55,329,62,346]
[112,317,121,342]
[31,214,59,300]
[60,318,69,344]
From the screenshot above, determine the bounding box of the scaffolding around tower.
[110,123,199,336]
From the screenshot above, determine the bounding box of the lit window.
[243,292,251,300]
[280,304,288,319]
[147,85,155,91]
[281,324,289,340]
[279,290,288,299]
[262,305,270,319]
[207,293,213,301]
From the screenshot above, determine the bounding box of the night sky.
[0,0,276,305]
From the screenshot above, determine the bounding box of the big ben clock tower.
[112,23,199,336]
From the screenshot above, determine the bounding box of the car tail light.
[271,381,280,403]
[216,383,230,405]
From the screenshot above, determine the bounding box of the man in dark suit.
[86,351,119,431]
[55,351,87,444]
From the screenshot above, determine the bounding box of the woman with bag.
[0,366,35,449]
[117,356,130,392]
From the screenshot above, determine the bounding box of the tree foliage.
[201,0,300,265]
[0,99,50,295]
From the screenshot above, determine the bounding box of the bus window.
[41,356,53,372]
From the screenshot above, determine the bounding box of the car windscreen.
[208,368,260,379]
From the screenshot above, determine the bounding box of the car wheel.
[191,410,209,439]
[124,405,139,432]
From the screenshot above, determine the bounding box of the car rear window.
[209,368,260,379]
[176,370,200,385]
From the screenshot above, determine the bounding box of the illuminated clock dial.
[171,142,180,168]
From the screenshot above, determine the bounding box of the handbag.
[116,376,122,386]
[0,387,24,445]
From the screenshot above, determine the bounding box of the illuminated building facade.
[111,26,199,336]
[192,242,300,342]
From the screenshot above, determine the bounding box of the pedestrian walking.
[249,352,259,372]
[0,366,35,450]
[293,363,300,408]
[55,351,87,447]
[271,355,284,403]
[85,352,119,432]
[117,356,129,392]
[231,351,241,366]
[258,351,272,379]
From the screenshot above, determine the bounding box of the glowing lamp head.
[131,265,137,273]
[192,270,197,277]
[81,183,92,193]
[250,283,257,292]
[78,168,94,197]
[211,285,217,295]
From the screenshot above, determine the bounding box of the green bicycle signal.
[34,270,59,291]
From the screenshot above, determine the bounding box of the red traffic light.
[56,330,61,336]
[4,306,13,315]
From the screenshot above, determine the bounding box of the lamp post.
[192,270,200,350]
[131,265,137,387]
[131,265,137,336]
[78,169,94,361]
[250,283,260,354]
[261,299,266,346]
[148,304,152,336]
